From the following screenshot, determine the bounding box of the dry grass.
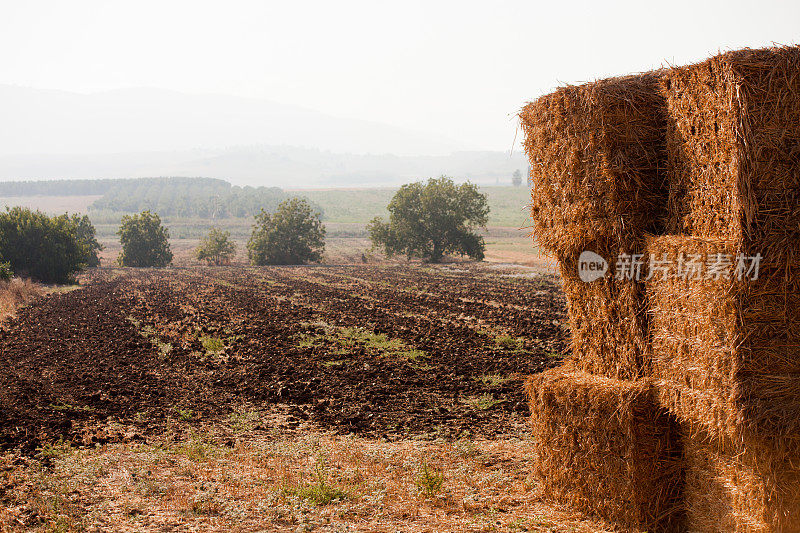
[99,232,551,269]
[0,195,102,215]
[0,279,42,322]
[0,426,619,533]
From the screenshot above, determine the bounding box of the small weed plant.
[414,460,444,497]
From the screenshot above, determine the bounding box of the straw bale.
[520,72,668,257]
[647,235,800,439]
[682,425,800,532]
[525,366,684,531]
[663,45,800,265]
[520,73,668,379]
[558,249,649,379]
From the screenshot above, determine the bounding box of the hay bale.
[558,250,649,379]
[520,73,668,379]
[647,235,800,439]
[525,366,684,531]
[682,425,800,532]
[663,45,800,265]
[519,72,668,257]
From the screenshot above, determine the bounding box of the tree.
[0,207,88,283]
[117,211,173,267]
[368,177,490,263]
[512,169,523,187]
[196,227,236,265]
[71,214,103,267]
[247,197,325,265]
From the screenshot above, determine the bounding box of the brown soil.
[0,264,568,453]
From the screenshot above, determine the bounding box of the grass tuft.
[284,457,351,506]
[37,438,74,461]
[175,408,195,421]
[227,410,260,433]
[297,325,426,363]
[414,461,444,497]
[200,335,225,354]
[463,393,503,410]
[478,373,510,387]
[495,334,526,350]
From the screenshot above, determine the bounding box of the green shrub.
[117,211,173,267]
[196,227,236,265]
[0,207,93,283]
[247,197,325,265]
[71,214,103,267]
[368,177,489,262]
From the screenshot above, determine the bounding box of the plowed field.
[0,264,567,453]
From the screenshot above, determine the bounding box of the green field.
[293,185,532,227]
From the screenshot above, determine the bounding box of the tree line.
[0,177,490,284]
[0,177,228,198]
[90,178,304,218]
[0,177,323,220]
[0,179,122,197]
[0,198,329,282]
[193,178,489,265]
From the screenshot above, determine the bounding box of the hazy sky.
[2,0,799,152]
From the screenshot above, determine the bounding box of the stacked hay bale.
[648,235,800,530]
[647,236,800,438]
[520,75,685,531]
[525,366,684,531]
[682,430,800,532]
[648,46,800,531]
[520,73,668,379]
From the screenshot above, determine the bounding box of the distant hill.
[0,85,464,158]
[0,85,528,187]
[0,146,528,188]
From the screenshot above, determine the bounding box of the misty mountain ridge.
[0,85,526,187]
[0,84,468,156]
[0,145,529,188]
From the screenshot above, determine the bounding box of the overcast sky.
[2,0,799,152]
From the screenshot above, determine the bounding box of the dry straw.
[519,72,668,257]
[663,45,800,266]
[681,423,800,532]
[525,365,684,531]
[520,73,668,379]
[648,234,800,440]
[522,44,800,530]
[0,278,41,321]
[558,251,649,380]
